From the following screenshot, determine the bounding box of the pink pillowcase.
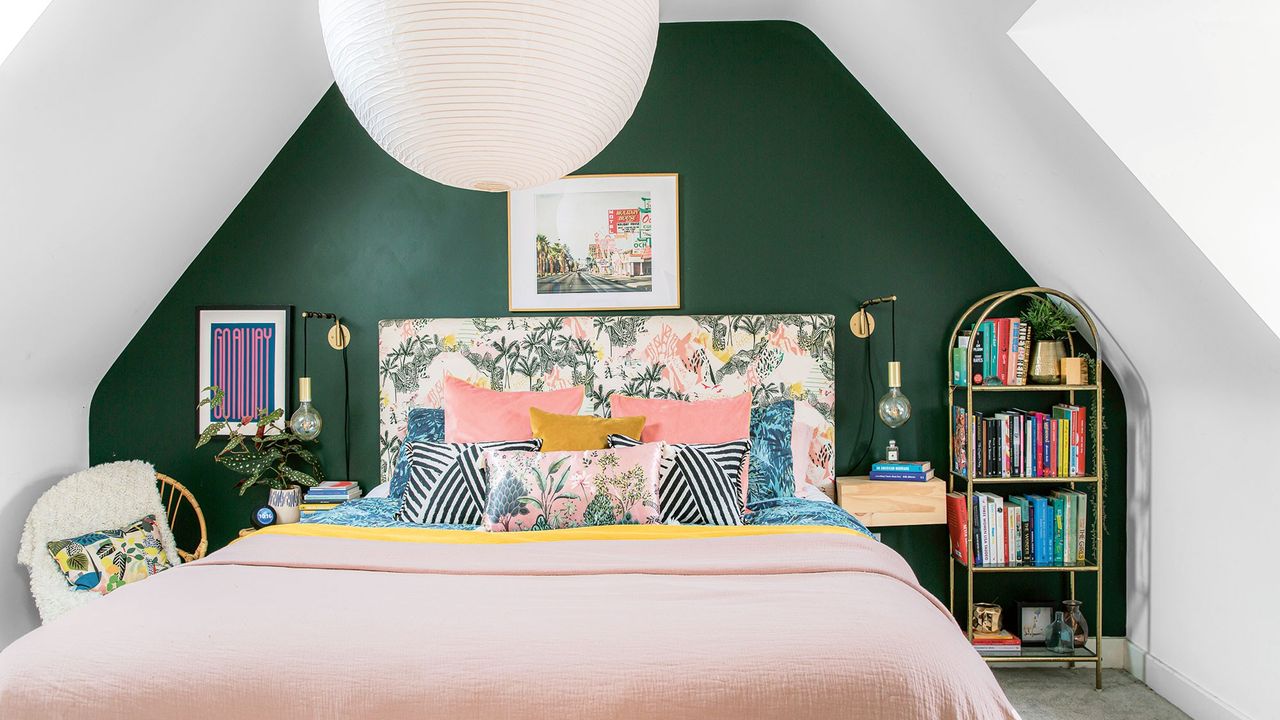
[481,444,663,532]
[610,393,752,503]
[609,393,751,443]
[443,376,584,443]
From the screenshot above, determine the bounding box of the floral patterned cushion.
[46,515,172,595]
[388,407,445,499]
[482,445,663,532]
[748,400,796,503]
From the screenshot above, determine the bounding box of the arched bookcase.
[946,287,1105,689]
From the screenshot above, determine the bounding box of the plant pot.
[1029,340,1066,384]
[268,486,301,524]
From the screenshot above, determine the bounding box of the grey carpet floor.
[995,669,1189,720]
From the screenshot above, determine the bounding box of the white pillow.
[365,482,390,499]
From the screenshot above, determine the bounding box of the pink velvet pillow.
[609,393,751,444]
[443,376,584,443]
[481,445,663,532]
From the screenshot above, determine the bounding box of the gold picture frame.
[507,173,680,312]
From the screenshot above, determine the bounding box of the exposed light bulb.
[877,361,912,429]
[289,377,323,441]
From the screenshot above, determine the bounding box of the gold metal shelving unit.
[946,287,1105,689]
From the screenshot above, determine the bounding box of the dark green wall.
[90,21,1126,634]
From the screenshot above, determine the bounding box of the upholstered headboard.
[377,314,836,491]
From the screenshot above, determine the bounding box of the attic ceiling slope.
[1010,0,1280,343]
[0,0,334,394]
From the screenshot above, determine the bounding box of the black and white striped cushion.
[396,439,541,525]
[607,434,749,525]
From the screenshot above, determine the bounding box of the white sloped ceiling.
[0,0,333,646]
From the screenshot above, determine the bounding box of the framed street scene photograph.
[508,173,679,311]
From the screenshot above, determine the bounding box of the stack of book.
[972,630,1022,656]
[946,490,1088,567]
[952,317,1031,387]
[868,460,934,482]
[301,480,362,519]
[951,404,1087,478]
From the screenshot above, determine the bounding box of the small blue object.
[252,506,277,528]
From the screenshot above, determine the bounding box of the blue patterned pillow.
[388,407,445,499]
[748,400,795,504]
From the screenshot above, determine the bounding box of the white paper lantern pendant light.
[319,0,660,192]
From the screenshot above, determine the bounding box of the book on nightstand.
[302,481,363,518]
[869,461,933,482]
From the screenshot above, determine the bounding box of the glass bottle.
[885,440,900,462]
[1062,599,1089,648]
[1045,611,1074,654]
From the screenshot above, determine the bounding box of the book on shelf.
[973,629,1022,656]
[970,323,987,385]
[946,493,970,565]
[948,489,1089,567]
[299,503,341,511]
[953,332,970,386]
[949,404,1087,478]
[957,318,1032,387]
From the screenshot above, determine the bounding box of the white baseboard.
[1127,640,1146,681]
[1144,654,1250,720]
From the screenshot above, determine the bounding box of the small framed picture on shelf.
[1017,601,1056,645]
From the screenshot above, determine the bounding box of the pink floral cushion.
[443,376,584,443]
[482,444,663,532]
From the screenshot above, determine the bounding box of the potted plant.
[1019,296,1075,384]
[196,386,324,523]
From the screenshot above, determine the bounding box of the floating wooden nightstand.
[835,476,946,527]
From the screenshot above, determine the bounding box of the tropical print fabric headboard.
[378,315,836,493]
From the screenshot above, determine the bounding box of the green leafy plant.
[1020,296,1075,341]
[196,386,324,495]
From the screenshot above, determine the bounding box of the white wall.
[1008,4,1280,718]
[0,0,332,648]
[1011,1,1280,343]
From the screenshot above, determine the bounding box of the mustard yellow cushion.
[529,408,646,452]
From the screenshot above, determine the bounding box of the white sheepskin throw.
[16,460,181,624]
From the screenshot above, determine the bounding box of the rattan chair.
[156,473,207,562]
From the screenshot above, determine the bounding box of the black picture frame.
[1016,601,1057,646]
[195,305,293,438]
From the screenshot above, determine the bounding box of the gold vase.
[1029,340,1066,384]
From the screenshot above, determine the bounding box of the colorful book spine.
[971,325,987,386]
[1015,323,1030,385]
[868,471,934,482]
[995,319,1010,385]
[871,461,932,473]
[1052,495,1066,565]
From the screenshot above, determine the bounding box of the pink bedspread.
[0,525,1018,719]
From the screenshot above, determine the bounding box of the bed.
[0,315,1018,719]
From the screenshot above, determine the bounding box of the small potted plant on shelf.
[196,386,324,523]
[1020,296,1075,384]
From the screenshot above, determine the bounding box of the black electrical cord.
[848,338,877,473]
[341,327,350,481]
